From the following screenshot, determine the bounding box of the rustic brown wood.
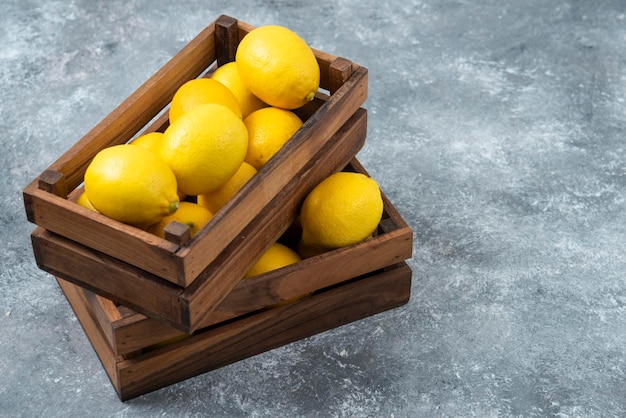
[83,288,183,355]
[31,228,186,329]
[56,277,125,395]
[90,200,411,353]
[57,262,411,401]
[328,57,354,95]
[163,221,191,247]
[84,175,412,354]
[24,189,182,280]
[215,15,238,66]
[38,170,67,198]
[83,291,122,348]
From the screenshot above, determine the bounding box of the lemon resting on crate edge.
[84,144,179,226]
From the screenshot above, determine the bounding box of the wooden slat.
[118,263,411,400]
[85,183,412,354]
[57,262,411,401]
[24,188,181,280]
[87,196,412,354]
[31,228,185,329]
[55,277,125,398]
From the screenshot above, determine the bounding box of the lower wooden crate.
[56,262,412,401]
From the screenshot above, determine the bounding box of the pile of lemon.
[79,24,383,278]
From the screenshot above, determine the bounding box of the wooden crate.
[31,157,413,334]
[23,15,368,332]
[56,261,412,401]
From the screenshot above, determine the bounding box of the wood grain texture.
[56,277,125,396]
[56,262,411,401]
[31,228,186,329]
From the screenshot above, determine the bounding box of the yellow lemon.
[159,103,248,196]
[76,191,98,212]
[84,144,179,225]
[130,131,163,155]
[243,107,303,169]
[211,61,267,118]
[197,161,257,213]
[236,25,320,109]
[300,172,383,250]
[147,201,213,239]
[169,78,242,124]
[245,242,302,278]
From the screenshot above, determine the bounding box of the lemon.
[300,172,383,250]
[130,132,188,201]
[243,107,303,169]
[236,25,320,109]
[197,161,257,213]
[84,144,179,225]
[147,201,213,239]
[169,78,242,124]
[159,103,248,196]
[130,131,163,155]
[211,61,267,118]
[245,242,302,278]
[76,191,98,212]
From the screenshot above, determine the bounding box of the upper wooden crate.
[23,15,368,331]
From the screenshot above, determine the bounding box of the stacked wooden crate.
[23,15,413,400]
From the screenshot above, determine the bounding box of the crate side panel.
[115,263,411,400]
[56,277,124,399]
[31,228,185,328]
[25,189,182,283]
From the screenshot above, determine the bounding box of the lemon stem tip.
[305,91,315,102]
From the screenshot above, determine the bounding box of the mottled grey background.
[2,0,626,417]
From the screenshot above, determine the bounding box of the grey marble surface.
[2,0,626,417]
